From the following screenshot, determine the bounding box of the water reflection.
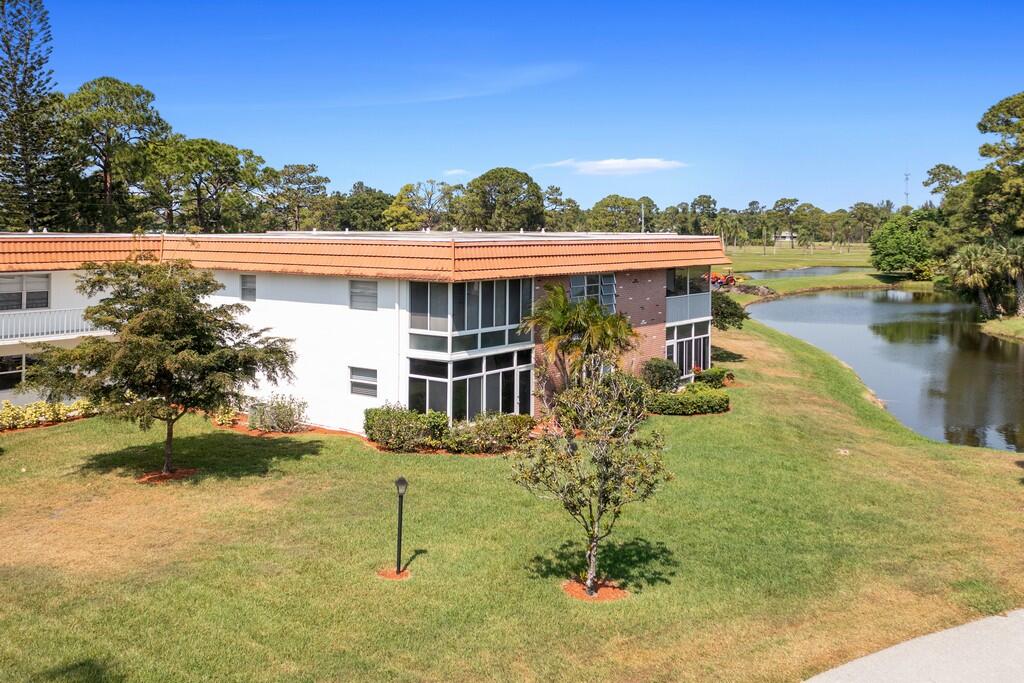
[742,266,872,280]
[750,289,1024,452]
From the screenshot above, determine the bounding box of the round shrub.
[693,366,734,389]
[248,394,308,433]
[642,357,680,392]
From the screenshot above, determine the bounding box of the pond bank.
[982,317,1024,345]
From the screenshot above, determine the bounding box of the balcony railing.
[0,308,97,342]
[666,292,712,323]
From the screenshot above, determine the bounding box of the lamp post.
[394,476,408,575]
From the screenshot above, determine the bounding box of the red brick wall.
[531,270,668,412]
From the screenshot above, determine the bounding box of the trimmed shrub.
[443,412,536,454]
[248,394,308,433]
[648,383,729,416]
[0,399,87,431]
[0,401,22,430]
[364,403,432,451]
[694,366,734,389]
[641,357,680,392]
[70,398,97,417]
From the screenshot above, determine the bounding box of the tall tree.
[270,163,329,230]
[770,197,798,248]
[136,133,188,230]
[458,167,544,231]
[0,0,62,230]
[691,194,718,233]
[587,194,643,232]
[948,244,999,318]
[381,182,426,230]
[331,181,393,231]
[24,259,295,473]
[63,76,168,228]
[178,137,265,231]
[543,185,584,231]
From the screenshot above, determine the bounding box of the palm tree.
[948,244,999,318]
[1003,238,1024,317]
[520,284,637,391]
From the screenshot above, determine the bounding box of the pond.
[749,288,1024,452]
[742,266,872,280]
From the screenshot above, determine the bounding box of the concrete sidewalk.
[807,610,1024,682]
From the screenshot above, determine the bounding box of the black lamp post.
[394,476,408,574]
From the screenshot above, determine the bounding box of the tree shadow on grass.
[31,659,124,682]
[528,537,679,592]
[80,431,324,482]
[711,345,746,363]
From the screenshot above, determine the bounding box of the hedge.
[0,399,97,431]
[694,366,734,389]
[364,403,535,453]
[647,383,729,416]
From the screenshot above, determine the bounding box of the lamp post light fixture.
[394,476,408,575]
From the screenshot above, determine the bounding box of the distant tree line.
[0,0,904,240]
[865,91,1024,319]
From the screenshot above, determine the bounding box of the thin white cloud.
[539,157,687,176]
[444,168,469,176]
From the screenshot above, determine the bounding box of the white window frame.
[349,366,378,397]
[665,320,712,381]
[350,280,378,311]
[0,273,50,311]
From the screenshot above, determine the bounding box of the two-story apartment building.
[0,232,729,433]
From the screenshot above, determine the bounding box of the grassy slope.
[982,317,1024,344]
[1,323,1022,682]
[726,243,872,272]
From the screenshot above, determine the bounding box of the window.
[240,274,256,302]
[426,278,533,352]
[666,267,711,297]
[0,354,33,391]
[410,282,447,330]
[350,367,378,397]
[665,322,711,380]
[570,273,616,312]
[0,274,50,310]
[409,349,533,420]
[350,280,378,310]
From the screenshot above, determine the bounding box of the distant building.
[0,231,729,432]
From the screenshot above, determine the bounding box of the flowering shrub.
[247,394,308,433]
[210,405,238,426]
[0,399,95,431]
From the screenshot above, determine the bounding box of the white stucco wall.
[212,271,402,432]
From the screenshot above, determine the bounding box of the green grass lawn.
[982,317,1024,344]
[2,323,1022,681]
[726,243,872,272]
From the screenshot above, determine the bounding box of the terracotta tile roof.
[0,233,729,281]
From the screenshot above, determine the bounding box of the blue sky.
[48,1,1024,210]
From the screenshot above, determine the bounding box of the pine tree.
[0,0,62,230]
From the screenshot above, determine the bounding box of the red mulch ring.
[376,568,411,581]
[561,579,629,602]
[136,468,200,485]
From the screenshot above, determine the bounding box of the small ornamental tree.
[510,369,670,595]
[24,259,295,473]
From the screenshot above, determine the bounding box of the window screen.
[350,280,378,310]
[350,367,378,396]
[240,274,256,302]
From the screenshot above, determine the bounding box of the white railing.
[0,308,97,342]
[666,292,712,323]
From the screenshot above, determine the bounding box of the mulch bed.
[376,568,411,581]
[211,414,364,440]
[136,468,200,485]
[561,579,629,602]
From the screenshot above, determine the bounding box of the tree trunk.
[978,288,996,319]
[585,533,600,595]
[163,420,175,474]
[1015,275,1024,318]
